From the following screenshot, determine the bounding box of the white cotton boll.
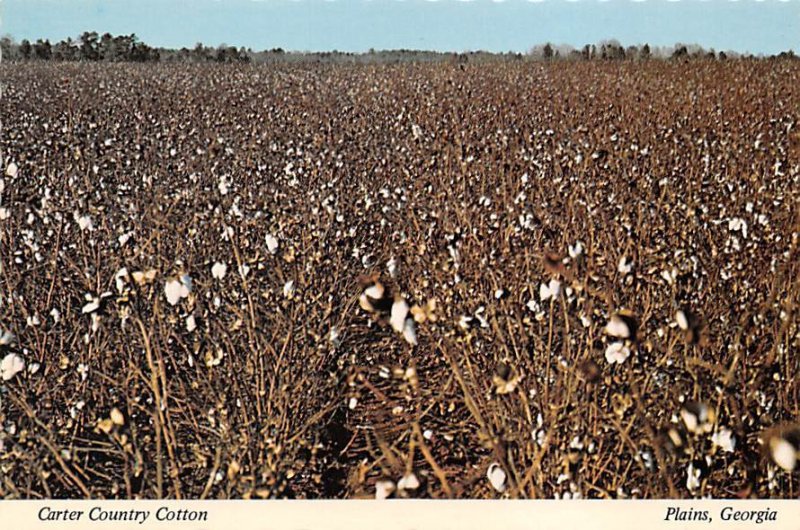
[375,480,396,500]
[211,262,227,280]
[605,316,631,339]
[711,428,736,453]
[329,327,341,348]
[728,217,748,239]
[0,208,9,221]
[539,278,561,302]
[265,233,279,255]
[218,176,230,195]
[402,318,418,346]
[186,315,197,333]
[283,280,295,298]
[458,315,473,330]
[398,472,420,491]
[390,299,410,333]
[770,438,797,472]
[618,256,633,275]
[364,283,384,300]
[1,353,25,381]
[568,241,584,259]
[115,268,129,293]
[675,310,689,331]
[348,397,358,410]
[81,298,101,314]
[0,329,15,346]
[686,463,701,492]
[5,162,18,178]
[604,342,631,364]
[164,279,189,306]
[76,215,93,231]
[487,463,507,493]
[77,363,89,381]
[386,257,397,278]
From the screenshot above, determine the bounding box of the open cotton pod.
[410,298,437,324]
[680,401,716,435]
[674,307,708,346]
[604,310,638,341]
[762,424,800,472]
[375,479,396,500]
[658,426,688,455]
[164,275,192,306]
[486,462,507,493]
[492,362,522,395]
[357,275,392,315]
[1,352,25,381]
[397,472,421,493]
[0,329,16,347]
[390,297,410,333]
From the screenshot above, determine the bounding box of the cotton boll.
[397,472,420,491]
[211,262,227,280]
[487,462,507,493]
[770,438,797,472]
[375,480,396,500]
[402,318,418,346]
[604,342,631,364]
[1,353,25,381]
[266,233,279,255]
[390,298,410,333]
[283,280,295,298]
[711,428,736,453]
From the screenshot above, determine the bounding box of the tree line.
[0,32,250,63]
[0,32,796,64]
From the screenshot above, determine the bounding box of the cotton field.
[0,60,798,499]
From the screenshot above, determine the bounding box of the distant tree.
[99,32,115,60]
[0,36,18,61]
[19,39,32,60]
[80,31,100,60]
[192,42,211,62]
[53,37,78,61]
[543,43,553,61]
[640,43,651,60]
[581,44,590,60]
[672,45,688,60]
[33,39,52,60]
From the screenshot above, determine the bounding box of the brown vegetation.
[0,60,798,499]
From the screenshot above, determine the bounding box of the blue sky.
[1,0,798,55]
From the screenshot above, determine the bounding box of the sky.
[1,0,798,55]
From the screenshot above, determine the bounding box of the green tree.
[79,31,100,60]
[33,39,52,60]
[19,39,32,60]
[543,43,553,61]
